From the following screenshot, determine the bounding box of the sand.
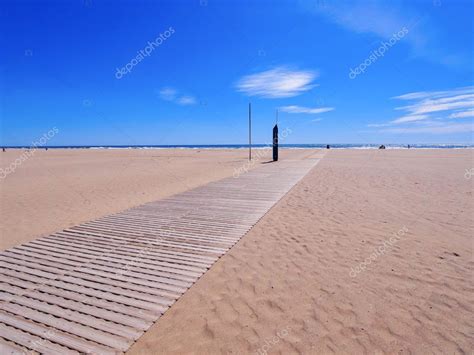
[0,148,294,250]
[126,149,473,354]
[1,149,472,353]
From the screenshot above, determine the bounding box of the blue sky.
[0,0,473,146]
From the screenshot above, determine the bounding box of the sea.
[2,144,473,149]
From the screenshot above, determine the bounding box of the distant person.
[2,147,5,152]
[326,144,330,149]
[45,147,48,151]
[407,144,411,149]
[379,145,386,149]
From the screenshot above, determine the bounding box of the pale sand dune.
[1,148,306,250]
[127,149,473,354]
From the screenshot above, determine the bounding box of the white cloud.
[279,105,334,114]
[305,1,466,67]
[236,67,318,98]
[310,2,406,38]
[449,110,474,119]
[159,87,177,101]
[389,114,429,124]
[380,122,473,134]
[158,87,197,105]
[306,1,425,52]
[368,86,474,132]
[397,94,474,115]
[367,123,390,128]
[176,96,197,106]
[393,86,474,101]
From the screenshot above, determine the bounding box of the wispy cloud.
[380,122,473,134]
[236,67,318,98]
[317,2,407,36]
[159,87,177,101]
[367,123,390,128]
[279,105,334,114]
[157,87,197,105]
[396,94,474,115]
[305,0,466,67]
[393,86,474,101]
[177,96,197,105]
[368,86,474,134]
[307,1,425,51]
[449,110,474,119]
[390,114,429,124]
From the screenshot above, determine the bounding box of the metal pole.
[249,103,252,161]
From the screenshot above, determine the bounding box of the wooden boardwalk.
[0,154,321,354]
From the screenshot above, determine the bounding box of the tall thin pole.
[248,103,252,161]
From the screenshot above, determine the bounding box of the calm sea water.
[3,144,473,149]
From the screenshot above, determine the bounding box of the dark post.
[273,124,278,161]
[248,103,252,161]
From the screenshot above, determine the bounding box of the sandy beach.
[1,149,472,354]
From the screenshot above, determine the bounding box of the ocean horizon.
[2,144,473,149]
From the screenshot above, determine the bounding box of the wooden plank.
[33,284,156,325]
[44,279,166,314]
[0,311,117,355]
[49,231,234,256]
[0,303,132,351]
[82,223,239,245]
[72,266,190,292]
[0,261,60,280]
[94,249,209,273]
[0,268,50,288]
[64,227,219,262]
[65,230,222,263]
[3,249,81,269]
[0,283,26,299]
[90,258,201,281]
[0,284,150,330]
[9,295,142,339]
[98,215,248,235]
[0,274,37,292]
[67,225,228,254]
[13,245,90,265]
[0,256,69,277]
[0,323,74,355]
[54,275,175,307]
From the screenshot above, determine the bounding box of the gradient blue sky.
[1,0,473,146]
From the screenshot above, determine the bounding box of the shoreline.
[1,145,473,150]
